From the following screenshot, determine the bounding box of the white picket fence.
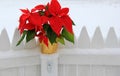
[0,27,120,76]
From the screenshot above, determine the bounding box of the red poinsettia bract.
[17,0,74,46]
[48,0,73,35]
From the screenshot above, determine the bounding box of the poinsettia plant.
[17,0,75,46]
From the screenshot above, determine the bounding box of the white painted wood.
[59,53,120,65]
[12,28,24,50]
[1,48,120,70]
[0,49,120,76]
[0,68,18,76]
[91,65,105,76]
[78,65,90,76]
[41,53,58,76]
[78,26,90,48]
[18,67,25,76]
[18,65,41,76]
[105,27,119,48]
[59,48,120,65]
[105,66,120,76]
[0,28,10,51]
[1,27,120,76]
[64,64,76,76]
[0,55,40,69]
[76,64,78,76]
[0,48,120,70]
[24,66,38,76]
[0,49,40,69]
[91,27,104,48]
[36,65,41,76]
[24,39,37,49]
[58,64,64,76]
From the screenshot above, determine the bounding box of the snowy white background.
[0,0,120,42]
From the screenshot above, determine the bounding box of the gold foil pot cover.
[40,40,58,54]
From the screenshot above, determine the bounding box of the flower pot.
[40,40,58,54]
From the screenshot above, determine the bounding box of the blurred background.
[0,0,120,42]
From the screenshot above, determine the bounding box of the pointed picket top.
[78,26,90,48]
[0,28,10,51]
[24,39,37,49]
[105,27,119,48]
[91,27,104,48]
[58,36,77,49]
[11,28,24,50]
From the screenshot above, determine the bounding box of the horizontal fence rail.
[0,27,120,76]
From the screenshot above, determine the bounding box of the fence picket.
[105,27,119,48]
[12,28,24,50]
[78,26,90,48]
[91,27,104,48]
[0,28,10,51]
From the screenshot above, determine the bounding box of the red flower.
[31,4,45,12]
[29,13,47,32]
[49,16,63,35]
[37,29,48,46]
[48,0,73,35]
[17,0,74,47]
[49,0,61,16]
[18,7,48,34]
[61,15,73,34]
[18,9,33,34]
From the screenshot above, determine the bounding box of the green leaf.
[16,31,27,46]
[26,30,36,43]
[43,24,49,32]
[39,11,45,16]
[62,28,74,43]
[46,26,57,44]
[56,36,65,45]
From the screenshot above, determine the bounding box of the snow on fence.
[0,27,120,76]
